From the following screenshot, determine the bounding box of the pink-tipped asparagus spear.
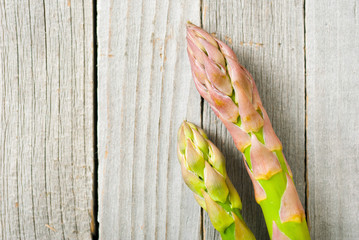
[186,22,310,240]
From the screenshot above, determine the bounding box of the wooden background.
[1,0,358,239]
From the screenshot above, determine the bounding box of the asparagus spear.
[177,121,255,240]
[186,23,310,240]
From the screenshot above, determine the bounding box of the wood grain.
[201,1,306,239]
[306,1,359,239]
[0,1,94,239]
[97,0,202,239]
[1,1,358,239]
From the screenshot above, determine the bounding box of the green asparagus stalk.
[186,23,310,240]
[177,121,255,240]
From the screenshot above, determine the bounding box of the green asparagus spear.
[186,22,310,240]
[177,121,255,240]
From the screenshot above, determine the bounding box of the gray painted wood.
[202,1,306,239]
[0,1,94,239]
[1,1,358,239]
[306,1,359,239]
[97,0,202,239]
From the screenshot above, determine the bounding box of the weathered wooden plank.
[97,0,202,239]
[201,1,306,239]
[0,1,94,239]
[306,1,359,239]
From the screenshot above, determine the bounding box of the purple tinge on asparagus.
[186,22,310,240]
